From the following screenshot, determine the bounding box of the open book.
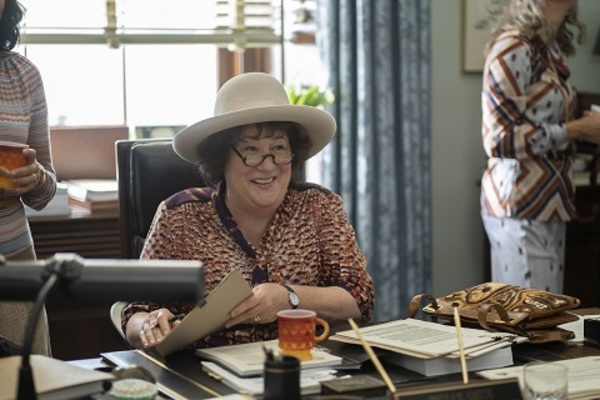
[155,268,253,357]
[195,339,344,377]
[330,319,519,376]
[0,355,114,400]
[330,319,517,359]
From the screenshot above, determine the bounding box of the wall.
[430,0,600,296]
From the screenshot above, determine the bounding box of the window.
[17,0,326,184]
[18,0,280,132]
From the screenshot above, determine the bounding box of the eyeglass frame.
[230,146,294,167]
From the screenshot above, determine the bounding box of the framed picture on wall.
[462,0,504,73]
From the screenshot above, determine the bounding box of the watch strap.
[282,284,299,309]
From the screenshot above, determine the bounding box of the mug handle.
[314,318,330,342]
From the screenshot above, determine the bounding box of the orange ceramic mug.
[276,309,330,361]
[0,142,27,190]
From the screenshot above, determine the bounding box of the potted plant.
[284,84,335,107]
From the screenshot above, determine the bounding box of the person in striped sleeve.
[480,0,600,294]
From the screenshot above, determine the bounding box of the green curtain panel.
[317,0,431,321]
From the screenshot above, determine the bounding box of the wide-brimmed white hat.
[173,73,336,164]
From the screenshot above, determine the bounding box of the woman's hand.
[0,148,44,197]
[224,283,288,328]
[566,112,600,144]
[137,309,181,349]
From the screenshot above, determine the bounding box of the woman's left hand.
[224,283,288,328]
[2,148,43,195]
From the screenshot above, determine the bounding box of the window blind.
[19,0,282,49]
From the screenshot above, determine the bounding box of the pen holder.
[263,355,300,400]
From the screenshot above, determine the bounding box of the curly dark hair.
[0,0,25,51]
[196,122,312,187]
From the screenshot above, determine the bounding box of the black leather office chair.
[116,139,205,259]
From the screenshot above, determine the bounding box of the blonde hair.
[484,0,586,56]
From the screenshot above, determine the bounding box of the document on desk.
[201,361,342,397]
[196,339,344,377]
[330,319,516,359]
[477,356,600,400]
[156,269,253,357]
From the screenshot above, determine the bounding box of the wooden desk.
[99,338,600,400]
[28,209,128,360]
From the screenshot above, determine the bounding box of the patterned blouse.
[0,51,57,258]
[480,32,576,222]
[122,181,375,349]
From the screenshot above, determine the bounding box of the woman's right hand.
[131,309,181,349]
[566,112,600,144]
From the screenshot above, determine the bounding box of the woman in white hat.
[122,73,375,350]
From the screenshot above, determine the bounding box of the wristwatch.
[282,284,299,309]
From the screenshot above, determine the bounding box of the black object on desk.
[321,375,387,397]
[264,355,301,400]
[0,253,203,400]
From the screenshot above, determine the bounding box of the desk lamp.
[0,252,204,400]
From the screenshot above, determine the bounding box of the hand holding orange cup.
[0,142,28,190]
[276,309,330,361]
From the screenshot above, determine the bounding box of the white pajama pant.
[482,214,566,294]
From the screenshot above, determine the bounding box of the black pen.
[168,313,186,323]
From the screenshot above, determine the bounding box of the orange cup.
[276,309,330,361]
[0,142,27,189]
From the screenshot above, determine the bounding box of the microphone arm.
[0,252,204,399]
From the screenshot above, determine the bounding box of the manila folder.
[156,268,253,357]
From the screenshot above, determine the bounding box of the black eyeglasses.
[230,147,294,167]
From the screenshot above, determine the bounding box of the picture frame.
[461,0,503,73]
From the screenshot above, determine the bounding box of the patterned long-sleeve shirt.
[480,32,576,222]
[0,51,57,257]
[122,181,375,349]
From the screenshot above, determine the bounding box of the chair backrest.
[116,139,205,259]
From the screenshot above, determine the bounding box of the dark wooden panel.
[29,210,128,359]
[46,302,129,360]
[29,210,121,260]
[564,185,600,308]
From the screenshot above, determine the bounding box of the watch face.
[290,292,300,306]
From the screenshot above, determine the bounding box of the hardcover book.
[0,355,114,400]
[382,344,513,377]
[195,339,344,377]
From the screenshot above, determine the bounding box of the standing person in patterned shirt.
[122,73,375,350]
[480,0,600,294]
[0,0,57,356]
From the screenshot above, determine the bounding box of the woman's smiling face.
[224,124,292,214]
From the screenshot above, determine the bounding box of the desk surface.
[97,339,600,400]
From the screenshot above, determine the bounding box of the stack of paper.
[201,361,343,397]
[195,338,348,396]
[196,339,344,377]
[64,179,118,214]
[330,319,521,376]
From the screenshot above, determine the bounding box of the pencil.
[347,318,396,394]
[453,306,469,384]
